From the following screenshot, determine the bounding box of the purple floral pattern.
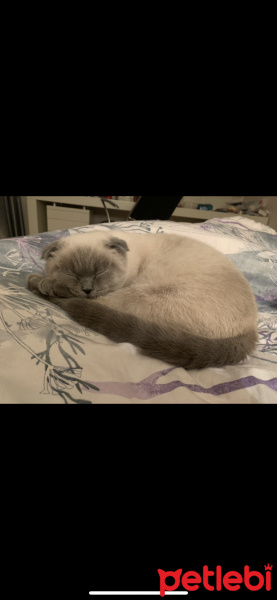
[0,216,277,403]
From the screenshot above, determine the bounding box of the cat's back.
[65,229,244,282]
[127,232,236,277]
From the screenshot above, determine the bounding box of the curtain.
[3,196,25,237]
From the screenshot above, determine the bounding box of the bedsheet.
[0,217,277,404]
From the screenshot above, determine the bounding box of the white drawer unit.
[47,205,90,231]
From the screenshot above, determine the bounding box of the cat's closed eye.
[95,270,107,279]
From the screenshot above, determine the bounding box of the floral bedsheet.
[0,217,277,404]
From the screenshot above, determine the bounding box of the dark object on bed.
[129,196,183,220]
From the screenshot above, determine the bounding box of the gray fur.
[104,237,129,256]
[41,240,62,260]
[27,230,258,370]
[48,297,258,369]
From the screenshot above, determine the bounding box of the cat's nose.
[83,289,92,295]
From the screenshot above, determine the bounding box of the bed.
[0,216,277,404]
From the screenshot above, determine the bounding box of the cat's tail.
[54,298,258,369]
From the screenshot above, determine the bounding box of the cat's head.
[41,232,129,299]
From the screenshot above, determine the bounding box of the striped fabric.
[3,196,25,237]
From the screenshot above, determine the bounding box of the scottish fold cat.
[27,230,258,369]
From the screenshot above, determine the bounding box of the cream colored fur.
[67,231,257,339]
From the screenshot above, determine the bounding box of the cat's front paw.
[27,274,46,295]
[27,274,72,298]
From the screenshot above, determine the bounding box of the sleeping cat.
[27,230,258,369]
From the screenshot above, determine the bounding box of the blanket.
[0,217,276,403]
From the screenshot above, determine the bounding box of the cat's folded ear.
[105,237,129,256]
[41,240,62,260]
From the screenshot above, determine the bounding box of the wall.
[0,197,9,239]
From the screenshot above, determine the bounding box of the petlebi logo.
[158,565,273,595]
[89,566,273,597]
